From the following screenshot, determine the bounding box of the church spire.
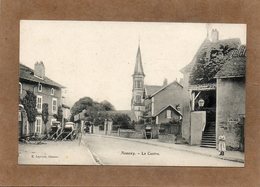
[133,43,145,76]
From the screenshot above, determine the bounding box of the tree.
[70,97,115,124]
[70,97,94,117]
[190,44,237,85]
[112,113,132,129]
[100,100,115,111]
[42,103,49,135]
[22,91,37,136]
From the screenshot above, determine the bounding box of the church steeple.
[133,44,145,76]
[131,43,145,120]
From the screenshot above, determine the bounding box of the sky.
[20,21,246,110]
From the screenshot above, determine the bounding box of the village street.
[83,134,243,167]
[18,139,97,165]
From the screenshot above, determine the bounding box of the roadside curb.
[80,137,103,165]
[87,134,244,164]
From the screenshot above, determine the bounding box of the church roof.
[215,56,246,78]
[19,63,65,88]
[133,45,145,76]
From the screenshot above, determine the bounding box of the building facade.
[180,28,245,150]
[144,81,183,124]
[19,62,64,136]
[131,44,183,127]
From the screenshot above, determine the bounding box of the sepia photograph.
[18,20,246,167]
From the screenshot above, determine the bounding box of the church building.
[131,45,146,120]
[131,44,184,124]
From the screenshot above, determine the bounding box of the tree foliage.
[189,44,237,85]
[42,103,49,125]
[100,100,115,111]
[111,113,133,129]
[22,90,37,124]
[70,97,115,124]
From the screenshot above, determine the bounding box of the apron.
[218,135,226,152]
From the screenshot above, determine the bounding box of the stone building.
[19,62,64,136]
[180,28,246,150]
[143,81,183,125]
[215,56,246,151]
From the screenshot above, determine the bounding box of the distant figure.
[218,134,226,156]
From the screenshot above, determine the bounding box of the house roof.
[215,56,246,78]
[188,38,242,84]
[153,104,182,117]
[20,63,65,88]
[133,45,145,76]
[180,38,211,73]
[144,85,162,97]
[150,81,183,98]
[180,38,241,75]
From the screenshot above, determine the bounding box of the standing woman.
[218,134,226,156]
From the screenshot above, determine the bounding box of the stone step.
[201,141,216,145]
[201,140,216,144]
[202,137,216,140]
[200,144,216,148]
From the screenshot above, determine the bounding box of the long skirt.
[218,141,226,152]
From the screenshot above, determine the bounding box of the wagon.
[48,121,62,140]
[55,122,78,141]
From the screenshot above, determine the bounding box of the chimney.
[211,29,219,42]
[163,78,168,86]
[34,61,45,79]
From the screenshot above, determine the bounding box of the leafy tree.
[100,100,115,111]
[22,91,37,135]
[42,103,49,134]
[190,44,237,85]
[112,113,132,129]
[71,97,94,117]
[71,97,115,124]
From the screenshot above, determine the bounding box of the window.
[36,95,42,112]
[135,80,142,88]
[38,83,42,92]
[166,110,172,119]
[135,95,141,104]
[51,88,55,95]
[35,117,42,134]
[52,98,57,114]
[19,82,22,95]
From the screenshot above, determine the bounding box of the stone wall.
[118,129,144,139]
[180,72,191,143]
[134,124,159,138]
[158,134,176,143]
[216,78,245,151]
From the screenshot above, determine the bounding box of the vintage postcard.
[18,21,246,167]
